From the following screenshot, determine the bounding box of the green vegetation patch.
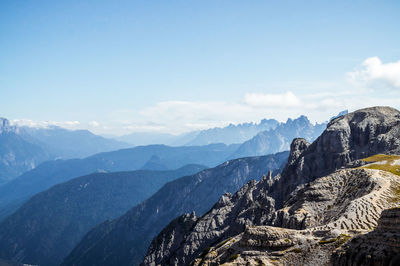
[318,238,337,244]
[389,183,400,204]
[335,234,352,247]
[215,237,232,249]
[319,234,352,247]
[290,247,302,253]
[361,154,400,205]
[361,154,400,177]
[361,154,400,163]
[229,253,239,261]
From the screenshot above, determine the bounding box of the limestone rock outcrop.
[143,107,400,266]
[333,207,400,266]
[144,166,400,265]
[271,106,400,207]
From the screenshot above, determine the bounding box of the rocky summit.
[143,106,400,266]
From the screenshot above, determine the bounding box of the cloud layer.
[348,57,400,89]
[244,91,301,108]
[11,57,400,136]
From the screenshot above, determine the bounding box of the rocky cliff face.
[144,213,199,266]
[333,207,400,266]
[271,106,400,207]
[144,167,400,265]
[143,106,400,266]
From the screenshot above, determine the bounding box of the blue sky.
[1,0,400,135]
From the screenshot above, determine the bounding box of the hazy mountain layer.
[231,115,327,158]
[0,118,51,185]
[185,119,279,146]
[115,119,279,146]
[20,126,130,159]
[114,131,190,146]
[0,143,238,221]
[0,118,129,185]
[0,113,331,186]
[0,164,205,266]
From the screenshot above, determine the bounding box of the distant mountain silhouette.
[0,118,51,185]
[115,119,279,146]
[185,119,279,146]
[0,118,129,185]
[20,125,129,159]
[231,115,326,158]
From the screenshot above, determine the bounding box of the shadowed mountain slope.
[0,143,238,221]
[0,164,206,266]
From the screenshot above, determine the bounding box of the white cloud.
[244,91,301,108]
[122,123,168,133]
[347,57,400,89]
[137,100,254,133]
[88,121,100,127]
[12,119,81,129]
[125,91,350,134]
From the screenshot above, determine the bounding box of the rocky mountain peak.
[335,106,396,131]
[271,106,400,206]
[329,109,348,121]
[287,138,310,165]
[284,115,310,127]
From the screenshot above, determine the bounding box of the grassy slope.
[361,154,400,205]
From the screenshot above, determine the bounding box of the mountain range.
[231,115,326,158]
[184,118,279,146]
[0,114,327,186]
[0,113,330,221]
[20,125,129,159]
[114,118,280,146]
[0,118,129,185]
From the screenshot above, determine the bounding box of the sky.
[1,0,400,135]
